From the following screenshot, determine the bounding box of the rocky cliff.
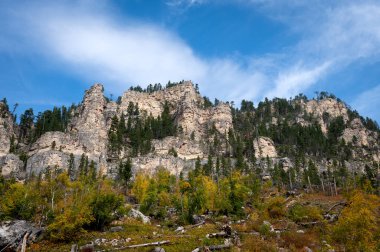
[10,82,232,177]
[0,102,24,179]
[25,84,110,177]
[0,101,15,155]
[1,82,379,180]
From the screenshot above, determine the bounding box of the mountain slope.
[1,82,379,183]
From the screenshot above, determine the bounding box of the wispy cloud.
[2,0,380,117]
[265,61,331,99]
[1,1,268,102]
[166,0,206,8]
[352,84,380,121]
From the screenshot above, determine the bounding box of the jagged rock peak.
[120,81,202,118]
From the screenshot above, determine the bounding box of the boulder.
[129,209,151,224]
[0,220,43,251]
[109,226,123,232]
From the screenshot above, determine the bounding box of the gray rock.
[192,215,205,225]
[304,247,313,252]
[151,247,165,252]
[71,244,78,252]
[0,154,24,179]
[0,220,43,251]
[79,242,94,252]
[175,226,185,233]
[109,226,123,232]
[129,209,150,224]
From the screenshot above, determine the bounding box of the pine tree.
[119,158,132,190]
[68,153,75,180]
[194,156,202,177]
[89,160,97,182]
[203,155,213,176]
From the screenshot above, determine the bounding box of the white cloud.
[2,0,380,115]
[265,61,331,99]
[2,2,268,102]
[41,16,207,89]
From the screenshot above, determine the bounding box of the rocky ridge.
[1,82,379,179]
[4,82,232,177]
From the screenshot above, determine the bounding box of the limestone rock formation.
[253,137,277,159]
[6,81,379,179]
[301,98,349,133]
[120,82,232,139]
[26,150,71,176]
[69,83,108,159]
[0,154,24,179]
[115,82,232,174]
[152,137,204,160]
[131,155,187,176]
[26,84,109,175]
[0,101,15,155]
[342,118,378,147]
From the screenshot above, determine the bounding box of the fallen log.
[208,244,233,250]
[299,221,320,227]
[125,240,170,249]
[20,232,30,252]
[188,221,206,229]
[325,201,347,214]
[206,231,227,238]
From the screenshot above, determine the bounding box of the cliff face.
[70,84,108,158]
[120,82,232,139]
[2,82,380,179]
[22,82,233,177]
[26,84,110,176]
[253,137,277,159]
[298,98,349,133]
[118,82,232,174]
[0,102,14,155]
[0,102,24,179]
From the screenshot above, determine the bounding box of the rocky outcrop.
[0,102,15,155]
[0,154,24,179]
[22,82,234,177]
[0,103,22,179]
[29,131,78,156]
[301,98,349,133]
[342,118,378,147]
[26,85,109,176]
[120,82,202,118]
[129,209,150,224]
[120,82,232,139]
[0,220,43,251]
[69,84,108,158]
[131,155,187,176]
[15,81,380,178]
[152,137,204,160]
[253,137,277,159]
[26,150,71,176]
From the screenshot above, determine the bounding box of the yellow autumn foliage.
[330,190,380,251]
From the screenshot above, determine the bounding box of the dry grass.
[32,218,226,252]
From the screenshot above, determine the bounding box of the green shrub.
[90,192,125,230]
[266,196,286,218]
[288,203,322,223]
[0,183,37,220]
[47,205,93,241]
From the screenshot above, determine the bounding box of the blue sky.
[1,0,380,122]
